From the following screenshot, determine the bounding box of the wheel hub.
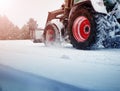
[46,29,55,42]
[72,16,91,42]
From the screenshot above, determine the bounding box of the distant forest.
[0,15,37,40]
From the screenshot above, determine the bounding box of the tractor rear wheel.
[68,8,96,50]
[44,23,60,46]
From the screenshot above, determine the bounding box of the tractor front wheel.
[44,23,60,46]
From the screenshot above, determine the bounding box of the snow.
[91,0,107,14]
[0,40,120,91]
[0,64,82,91]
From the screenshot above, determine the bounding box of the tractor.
[43,0,120,49]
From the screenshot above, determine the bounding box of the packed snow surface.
[0,40,120,91]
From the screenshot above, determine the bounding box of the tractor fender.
[69,0,107,18]
[69,1,93,19]
[90,0,107,14]
[69,0,107,20]
[50,19,64,32]
[50,19,64,41]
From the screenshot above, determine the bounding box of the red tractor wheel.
[68,8,96,50]
[72,16,91,42]
[44,23,60,46]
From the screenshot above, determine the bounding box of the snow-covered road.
[0,40,120,91]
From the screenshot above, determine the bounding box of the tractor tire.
[44,23,60,46]
[117,19,120,24]
[68,8,96,50]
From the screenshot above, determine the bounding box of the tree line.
[0,15,37,40]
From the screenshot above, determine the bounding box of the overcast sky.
[0,0,63,28]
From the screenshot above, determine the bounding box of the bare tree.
[27,18,38,39]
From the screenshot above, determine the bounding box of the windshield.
[74,0,82,4]
[74,0,80,3]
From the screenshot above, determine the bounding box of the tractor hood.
[90,0,107,14]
